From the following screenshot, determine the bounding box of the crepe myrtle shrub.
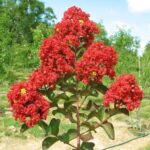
[7,6,143,150]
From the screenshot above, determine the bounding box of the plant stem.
[67,143,77,149]
[76,97,81,150]
[70,115,111,142]
[79,95,88,109]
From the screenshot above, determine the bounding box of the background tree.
[0,0,56,83]
[110,28,140,78]
[141,42,150,96]
[1,0,56,43]
[110,28,140,52]
[95,22,111,45]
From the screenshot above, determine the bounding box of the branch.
[69,115,111,142]
[91,83,108,94]
[76,97,81,150]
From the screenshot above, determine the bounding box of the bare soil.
[0,120,150,150]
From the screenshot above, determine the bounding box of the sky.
[41,0,150,55]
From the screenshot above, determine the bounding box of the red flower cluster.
[103,74,143,111]
[7,6,143,129]
[7,82,50,127]
[32,6,99,90]
[76,42,117,84]
[39,36,75,77]
[54,6,99,49]
[7,7,100,128]
[29,67,59,90]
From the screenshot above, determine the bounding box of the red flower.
[76,42,117,84]
[54,6,99,49]
[103,74,143,111]
[39,36,75,76]
[29,67,59,90]
[63,35,80,49]
[7,82,50,127]
[7,81,29,106]
[63,6,90,21]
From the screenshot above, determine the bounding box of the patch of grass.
[27,125,44,138]
[140,99,150,107]
[144,145,150,150]
[0,117,45,138]
[141,99,150,108]
[14,133,27,139]
[0,117,20,128]
[0,82,9,92]
[140,99,150,119]
[130,99,150,119]
[0,92,9,110]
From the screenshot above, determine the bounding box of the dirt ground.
[0,121,150,150]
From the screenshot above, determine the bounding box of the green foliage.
[110,28,140,78]
[49,118,60,136]
[101,122,115,140]
[141,42,150,94]
[95,22,111,45]
[20,124,29,133]
[59,129,77,143]
[42,136,58,150]
[115,49,139,76]
[110,28,140,52]
[144,145,150,150]
[0,0,55,84]
[80,142,95,150]
[17,74,131,149]
[95,26,141,88]
[32,23,54,48]
[0,0,56,43]
[137,99,150,119]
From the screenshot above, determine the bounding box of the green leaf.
[20,124,29,133]
[79,113,88,119]
[98,84,108,93]
[52,108,65,115]
[81,122,92,129]
[42,136,58,150]
[59,129,77,143]
[65,112,76,123]
[80,90,90,96]
[49,118,60,136]
[101,122,115,140]
[68,106,77,113]
[88,110,97,120]
[46,92,55,101]
[91,83,108,94]
[59,133,69,143]
[67,129,77,141]
[97,107,109,121]
[64,97,76,109]
[109,108,129,117]
[85,100,92,110]
[46,92,58,106]
[38,89,51,95]
[81,122,99,131]
[80,142,95,150]
[38,120,48,135]
[55,93,68,100]
[91,90,99,97]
